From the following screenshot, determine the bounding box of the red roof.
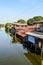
[16,32,27,37]
[16,25,38,37]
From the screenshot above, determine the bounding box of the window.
[28,36,35,44]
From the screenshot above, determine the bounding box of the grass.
[25,52,41,65]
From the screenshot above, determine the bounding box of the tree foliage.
[0,24,4,28]
[27,16,43,25]
[27,18,34,25]
[33,16,43,21]
[17,19,26,23]
[5,23,12,28]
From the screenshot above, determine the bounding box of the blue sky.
[0,0,43,24]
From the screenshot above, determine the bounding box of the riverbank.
[25,52,41,65]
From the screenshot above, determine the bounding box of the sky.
[0,0,43,24]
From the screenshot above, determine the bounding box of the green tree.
[33,16,43,21]
[0,24,4,28]
[17,19,26,23]
[5,23,12,28]
[27,18,34,25]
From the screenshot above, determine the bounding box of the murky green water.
[0,28,31,65]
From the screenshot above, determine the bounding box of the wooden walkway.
[25,32,43,39]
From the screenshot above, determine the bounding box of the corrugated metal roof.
[33,20,43,24]
[12,23,27,25]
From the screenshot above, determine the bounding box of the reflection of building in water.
[41,60,43,65]
[41,46,43,65]
[42,45,43,59]
[42,44,43,52]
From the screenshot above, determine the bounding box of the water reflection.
[0,28,41,65]
[5,28,9,33]
[41,45,43,65]
[5,28,28,53]
[0,28,30,65]
[5,28,41,55]
[5,28,21,43]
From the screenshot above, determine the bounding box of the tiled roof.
[15,25,38,37]
[16,32,27,37]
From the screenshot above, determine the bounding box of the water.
[0,28,31,65]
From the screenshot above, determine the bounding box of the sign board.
[28,36,35,44]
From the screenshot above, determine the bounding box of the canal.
[0,28,32,65]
